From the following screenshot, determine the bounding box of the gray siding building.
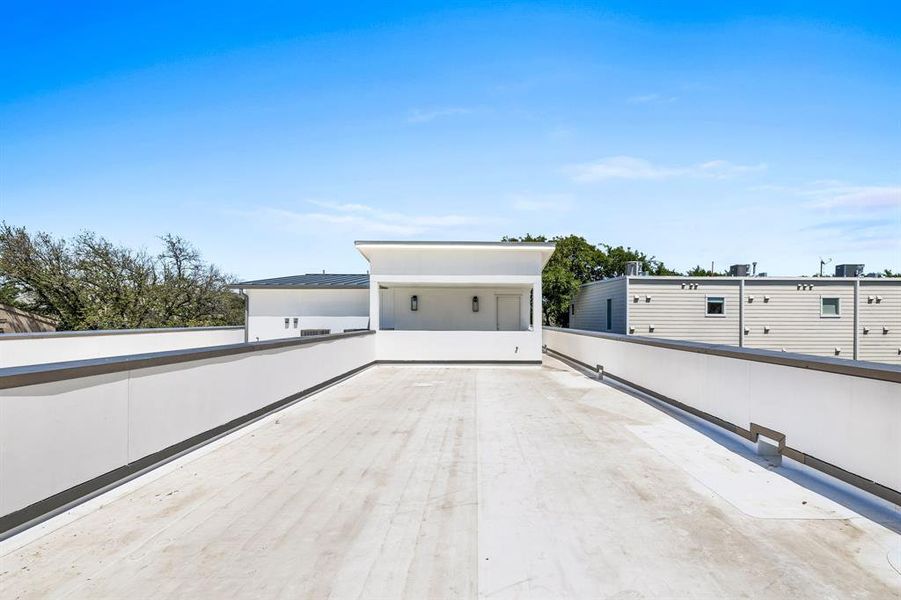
[570,276,901,364]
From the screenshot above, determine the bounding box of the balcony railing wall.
[0,331,376,533]
[543,326,901,503]
[0,326,246,368]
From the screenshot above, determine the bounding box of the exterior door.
[496,295,521,331]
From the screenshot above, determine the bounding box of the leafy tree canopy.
[685,265,727,277]
[0,223,244,330]
[503,234,679,326]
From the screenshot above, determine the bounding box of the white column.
[369,279,380,331]
[532,277,542,333]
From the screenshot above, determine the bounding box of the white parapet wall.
[0,327,246,369]
[543,327,901,499]
[376,330,542,362]
[0,331,376,527]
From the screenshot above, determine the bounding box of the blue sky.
[2,2,899,278]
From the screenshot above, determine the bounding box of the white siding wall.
[859,281,901,364]
[744,281,854,358]
[246,289,369,341]
[570,278,627,333]
[570,277,900,364]
[379,286,531,331]
[628,279,741,345]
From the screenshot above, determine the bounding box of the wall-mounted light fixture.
[411,295,418,311]
[472,296,480,312]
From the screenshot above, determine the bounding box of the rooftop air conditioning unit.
[835,264,864,277]
[729,264,750,277]
[625,261,642,276]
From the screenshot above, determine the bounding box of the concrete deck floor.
[1,359,899,599]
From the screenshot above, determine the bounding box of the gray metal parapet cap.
[546,327,901,383]
[0,325,244,341]
[0,330,376,390]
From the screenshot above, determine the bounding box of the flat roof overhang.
[354,240,556,267]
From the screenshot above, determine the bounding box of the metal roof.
[235,273,370,289]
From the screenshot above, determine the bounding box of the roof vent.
[835,264,864,277]
[625,261,642,276]
[729,264,750,277]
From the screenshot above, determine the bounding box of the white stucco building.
[235,273,370,342]
[357,240,554,362]
[236,240,555,361]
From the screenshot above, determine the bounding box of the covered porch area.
[370,276,543,362]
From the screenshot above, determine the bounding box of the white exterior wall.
[859,281,901,364]
[628,279,741,344]
[544,328,901,495]
[743,280,855,358]
[0,327,244,369]
[360,243,550,362]
[246,288,369,341]
[379,286,531,331]
[571,278,627,333]
[0,333,376,518]
[369,247,545,277]
[376,330,541,361]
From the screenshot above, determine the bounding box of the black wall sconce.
[472,296,479,312]
[410,295,418,311]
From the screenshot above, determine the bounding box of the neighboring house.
[357,240,554,361]
[234,274,370,341]
[0,304,57,334]
[570,274,901,364]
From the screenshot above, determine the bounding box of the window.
[821,297,840,317]
[706,296,725,316]
[293,317,299,328]
[284,317,289,329]
[606,298,612,330]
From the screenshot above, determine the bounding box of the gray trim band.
[546,327,901,383]
[0,330,376,390]
[0,325,244,341]
[544,346,901,506]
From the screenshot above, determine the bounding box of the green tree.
[0,223,244,330]
[602,245,679,276]
[503,234,605,326]
[685,265,725,276]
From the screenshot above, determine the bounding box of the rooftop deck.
[1,359,898,598]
